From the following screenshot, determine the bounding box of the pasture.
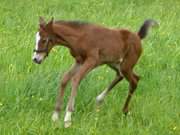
[0,0,179,134]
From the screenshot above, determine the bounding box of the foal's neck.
[53,22,82,50]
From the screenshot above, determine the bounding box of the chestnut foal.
[33,17,158,127]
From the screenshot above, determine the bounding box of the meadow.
[0,0,180,134]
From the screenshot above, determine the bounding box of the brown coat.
[33,18,158,127]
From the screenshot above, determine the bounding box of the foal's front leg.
[64,58,96,128]
[52,63,80,122]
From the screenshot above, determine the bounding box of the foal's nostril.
[33,58,38,63]
[33,57,41,64]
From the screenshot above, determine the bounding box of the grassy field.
[0,0,180,134]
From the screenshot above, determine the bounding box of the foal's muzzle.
[33,57,42,64]
[32,53,46,64]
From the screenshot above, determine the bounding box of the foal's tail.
[138,19,159,39]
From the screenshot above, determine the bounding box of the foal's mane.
[54,20,89,28]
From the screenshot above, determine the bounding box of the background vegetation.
[0,0,179,134]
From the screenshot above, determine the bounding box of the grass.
[0,0,180,134]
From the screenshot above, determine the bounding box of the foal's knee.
[61,73,71,88]
[61,80,67,88]
[71,74,81,87]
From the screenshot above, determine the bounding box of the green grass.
[0,0,180,134]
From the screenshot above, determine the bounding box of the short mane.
[54,20,89,28]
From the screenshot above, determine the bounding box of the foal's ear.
[47,17,54,26]
[39,16,46,29]
[50,17,54,23]
[46,17,54,32]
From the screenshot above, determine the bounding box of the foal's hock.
[33,17,158,128]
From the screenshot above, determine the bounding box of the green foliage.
[0,0,179,134]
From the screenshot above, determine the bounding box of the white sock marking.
[64,111,72,122]
[52,111,59,122]
[96,89,108,102]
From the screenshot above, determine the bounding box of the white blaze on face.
[32,32,46,62]
[35,32,40,50]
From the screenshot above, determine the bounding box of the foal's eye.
[49,39,53,43]
[42,39,46,43]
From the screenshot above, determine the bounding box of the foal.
[33,17,158,127]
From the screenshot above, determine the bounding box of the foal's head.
[33,17,57,64]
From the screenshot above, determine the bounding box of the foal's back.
[78,24,142,64]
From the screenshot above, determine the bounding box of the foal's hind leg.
[122,70,139,114]
[96,65,123,105]
[96,74,123,105]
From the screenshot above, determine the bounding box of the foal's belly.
[99,49,123,64]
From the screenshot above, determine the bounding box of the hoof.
[64,121,72,128]
[123,111,128,116]
[96,99,103,106]
[122,108,129,115]
[96,96,104,105]
[52,111,59,122]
